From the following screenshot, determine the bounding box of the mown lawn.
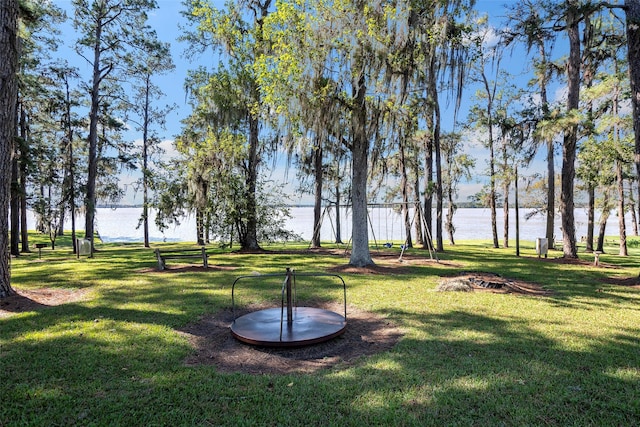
[1,234,639,426]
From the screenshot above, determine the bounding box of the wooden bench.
[155,247,208,270]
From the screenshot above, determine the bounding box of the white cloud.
[158,139,179,161]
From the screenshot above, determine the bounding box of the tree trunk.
[241,114,261,250]
[413,171,424,246]
[481,70,499,249]
[423,129,434,251]
[626,0,640,235]
[546,141,555,247]
[57,205,65,236]
[334,185,343,244]
[10,127,19,256]
[64,77,77,254]
[586,186,595,252]
[630,179,639,236]
[560,1,580,258]
[311,142,323,248]
[446,186,455,245]
[502,127,510,249]
[538,40,555,247]
[430,64,444,252]
[20,175,28,253]
[596,191,611,253]
[349,69,373,267]
[142,74,151,248]
[423,52,436,252]
[515,164,520,256]
[10,100,25,256]
[196,208,204,246]
[85,19,104,256]
[616,160,628,256]
[399,137,412,248]
[612,73,627,256]
[503,183,510,249]
[0,0,19,297]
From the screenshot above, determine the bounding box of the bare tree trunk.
[616,160,628,256]
[64,78,77,254]
[630,180,639,236]
[546,143,555,247]
[399,137,412,248]
[10,100,25,256]
[596,192,612,253]
[423,53,435,252]
[0,0,19,297]
[626,0,640,237]
[10,129,19,256]
[311,142,323,248]
[515,164,520,256]
[538,43,555,247]
[423,129,434,251]
[503,182,510,249]
[349,68,373,267]
[488,135,498,248]
[85,19,104,256]
[586,186,595,252]
[57,206,65,236]
[413,163,424,246]
[481,70,499,249]
[560,1,580,258]
[430,72,444,252]
[240,114,261,250]
[335,185,343,244]
[20,176,29,253]
[613,73,628,256]
[446,187,455,245]
[142,75,151,248]
[196,208,204,246]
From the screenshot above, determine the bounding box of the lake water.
[26,206,634,244]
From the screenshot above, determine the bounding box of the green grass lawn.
[2,234,639,426]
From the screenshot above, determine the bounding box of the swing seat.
[383,242,393,248]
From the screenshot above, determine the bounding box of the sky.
[55,0,558,206]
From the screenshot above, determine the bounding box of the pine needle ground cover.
[1,235,639,426]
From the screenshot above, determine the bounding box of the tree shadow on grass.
[335,308,640,425]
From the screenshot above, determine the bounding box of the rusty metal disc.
[231,307,346,347]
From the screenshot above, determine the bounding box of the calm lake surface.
[27,206,633,245]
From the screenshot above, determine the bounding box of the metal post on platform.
[285,268,293,326]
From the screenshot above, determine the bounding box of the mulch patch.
[178,304,403,375]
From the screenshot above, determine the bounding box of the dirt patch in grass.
[178,304,403,375]
[326,253,458,275]
[437,272,554,296]
[600,275,640,288]
[0,288,89,317]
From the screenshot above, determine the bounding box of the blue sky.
[55,0,558,205]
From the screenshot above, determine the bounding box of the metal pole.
[286,268,293,326]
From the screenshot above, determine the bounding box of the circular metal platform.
[231,306,347,347]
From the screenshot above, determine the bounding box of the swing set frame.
[308,202,439,262]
